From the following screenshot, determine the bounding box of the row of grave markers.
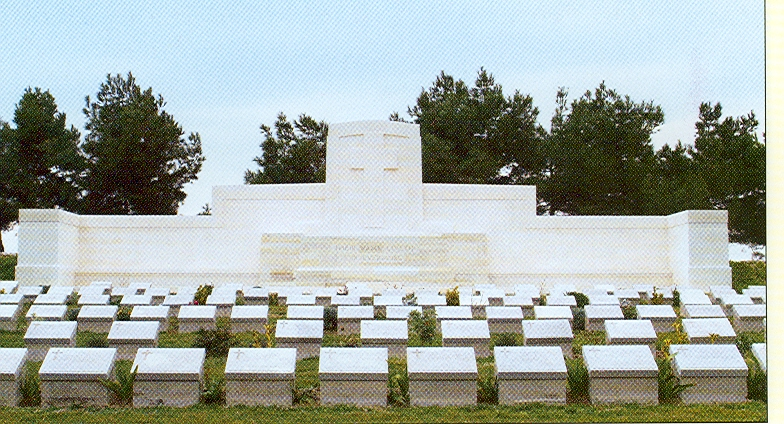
[0,343,766,408]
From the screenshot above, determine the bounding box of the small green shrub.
[747,358,767,402]
[99,365,138,406]
[572,308,585,332]
[409,309,438,346]
[650,287,664,305]
[477,374,498,404]
[201,373,226,405]
[621,304,637,320]
[194,284,213,305]
[402,292,416,306]
[65,293,79,306]
[0,254,17,280]
[566,358,589,403]
[493,332,519,347]
[40,285,50,294]
[731,261,766,293]
[324,306,338,332]
[167,316,179,334]
[293,385,319,405]
[268,292,279,306]
[672,289,681,308]
[566,291,589,308]
[82,332,109,348]
[193,328,236,357]
[657,358,692,403]
[374,308,386,320]
[116,306,132,321]
[19,363,41,407]
[65,306,80,321]
[387,361,409,407]
[444,286,460,306]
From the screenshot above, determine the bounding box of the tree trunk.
[0,231,4,253]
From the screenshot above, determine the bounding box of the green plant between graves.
[323,306,338,332]
[80,332,109,348]
[194,284,213,305]
[387,358,409,407]
[565,358,589,403]
[409,309,438,346]
[99,365,138,406]
[268,292,279,306]
[672,288,681,308]
[444,286,460,306]
[477,373,499,404]
[746,357,767,402]
[492,332,519,348]
[200,373,226,405]
[193,328,236,357]
[656,356,693,404]
[566,291,590,308]
[19,362,41,407]
[116,306,132,321]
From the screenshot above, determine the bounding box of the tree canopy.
[81,73,204,215]
[541,83,664,215]
[402,69,544,184]
[245,113,328,184]
[690,103,765,247]
[0,88,84,251]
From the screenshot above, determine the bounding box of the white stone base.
[732,317,765,333]
[649,318,677,333]
[362,341,407,358]
[337,319,361,335]
[498,379,566,404]
[0,380,22,406]
[409,379,476,407]
[321,380,387,406]
[134,380,201,407]
[27,341,75,362]
[231,321,266,334]
[488,320,523,334]
[226,379,293,407]
[589,377,658,404]
[678,376,747,404]
[41,380,110,407]
[77,320,113,333]
[443,339,490,358]
[110,343,155,361]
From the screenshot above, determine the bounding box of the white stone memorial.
[502,295,535,318]
[319,347,388,406]
[0,304,20,331]
[147,287,169,305]
[177,305,217,333]
[441,320,491,357]
[669,344,747,403]
[130,305,170,331]
[587,294,620,306]
[486,306,524,334]
[513,284,542,305]
[161,293,193,316]
[224,347,296,406]
[120,293,153,307]
[604,320,658,353]
[76,293,110,305]
[681,304,725,319]
[26,304,67,322]
[416,294,446,311]
[337,305,373,335]
[275,319,324,359]
[522,319,574,358]
[39,347,116,407]
[407,347,477,407]
[284,294,316,306]
[494,346,567,404]
[729,304,766,332]
[33,292,70,305]
[132,348,205,407]
[330,294,360,306]
[615,289,641,306]
[678,288,712,306]
[717,293,754,316]
[583,345,658,404]
[108,321,160,360]
[751,343,766,374]
[386,305,421,320]
[434,305,472,331]
[743,286,766,304]
[584,305,624,331]
[24,321,77,361]
[0,280,18,294]
[205,292,235,317]
[287,305,323,320]
[16,121,731,298]
[361,320,408,358]
[16,285,43,302]
[681,318,736,344]
[76,305,118,333]
[545,295,576,307]
[230,305,269,333]
[635,304,677,333]
[0,293,24,306]
[0,348,27,406]
[372,294,403,315]
[534,305,573,324]
[242,287,269,305]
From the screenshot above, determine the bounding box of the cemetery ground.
[0,300,768,423]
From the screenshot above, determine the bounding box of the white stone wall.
[15,120,731,290]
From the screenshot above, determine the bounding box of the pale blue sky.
[0,1,766,256]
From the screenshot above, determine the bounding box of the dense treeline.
[247,69,765,251]
[0,73,204,252]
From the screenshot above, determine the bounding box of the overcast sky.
[0,1,766,257]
